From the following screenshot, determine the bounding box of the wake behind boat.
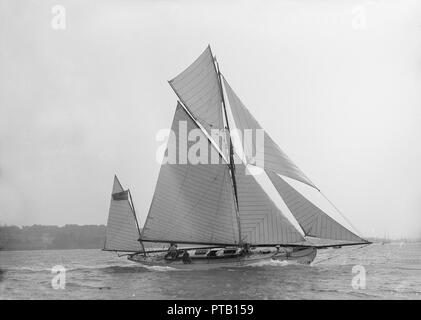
[103,46,370,269]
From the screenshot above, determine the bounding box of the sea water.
[0,243,420,299]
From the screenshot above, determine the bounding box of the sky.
[0,0,420,239]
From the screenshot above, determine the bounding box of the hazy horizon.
[1,0,421,240]
[0,224,418,241]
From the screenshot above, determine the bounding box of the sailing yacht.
[103,46,371,269]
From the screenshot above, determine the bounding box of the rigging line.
[318,189,365,240]
[312,243,370,265]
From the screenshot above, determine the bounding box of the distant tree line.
[0,225,419,251]
[0,225,107,250]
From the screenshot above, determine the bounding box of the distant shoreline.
[0,224,106,251]
[0,247,104,252]
[1,225,419,251]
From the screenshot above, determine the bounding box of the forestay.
[222,76,316,189]
[104,176,143,252]
[267,172,364,242]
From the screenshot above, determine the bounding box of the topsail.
[169,46,225,137]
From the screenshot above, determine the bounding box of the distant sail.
[222,76,316,189]
[140,103,240,245]
[267,172,364,242]
[169,46,225,137]
[103,176,143,252]
[235,163,305,245]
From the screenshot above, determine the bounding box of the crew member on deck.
[182,250,192,264]
[240,243,251,256]
[166,243,178,260]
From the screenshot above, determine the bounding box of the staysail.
[140,103,240,245]
[169,46,225,137]
[222,76,316,189]
[235,163,305,245]
[267,172,365,242]
[103,176,143,252]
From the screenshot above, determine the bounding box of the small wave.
[390,286,421,295]
[88,264,149,274]
[393,266,421,272]
[74,263,180,273]
[65,282,113,290]
[349,291,382,299]
[3,263,147,274]
[2,266,51,273]
[141,265,180,272]
[246,259,292,268]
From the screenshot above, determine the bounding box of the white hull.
[127,247,317,270]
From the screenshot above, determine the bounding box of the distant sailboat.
[381,233,391,245]
[103,46,371,269]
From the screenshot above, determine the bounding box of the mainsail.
[267,172,364,243]
[222,76,316,189]
[169,46,225,137]
[103,176,143,252]
[140,103,240,245]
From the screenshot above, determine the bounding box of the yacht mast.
[213,54,243,247]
